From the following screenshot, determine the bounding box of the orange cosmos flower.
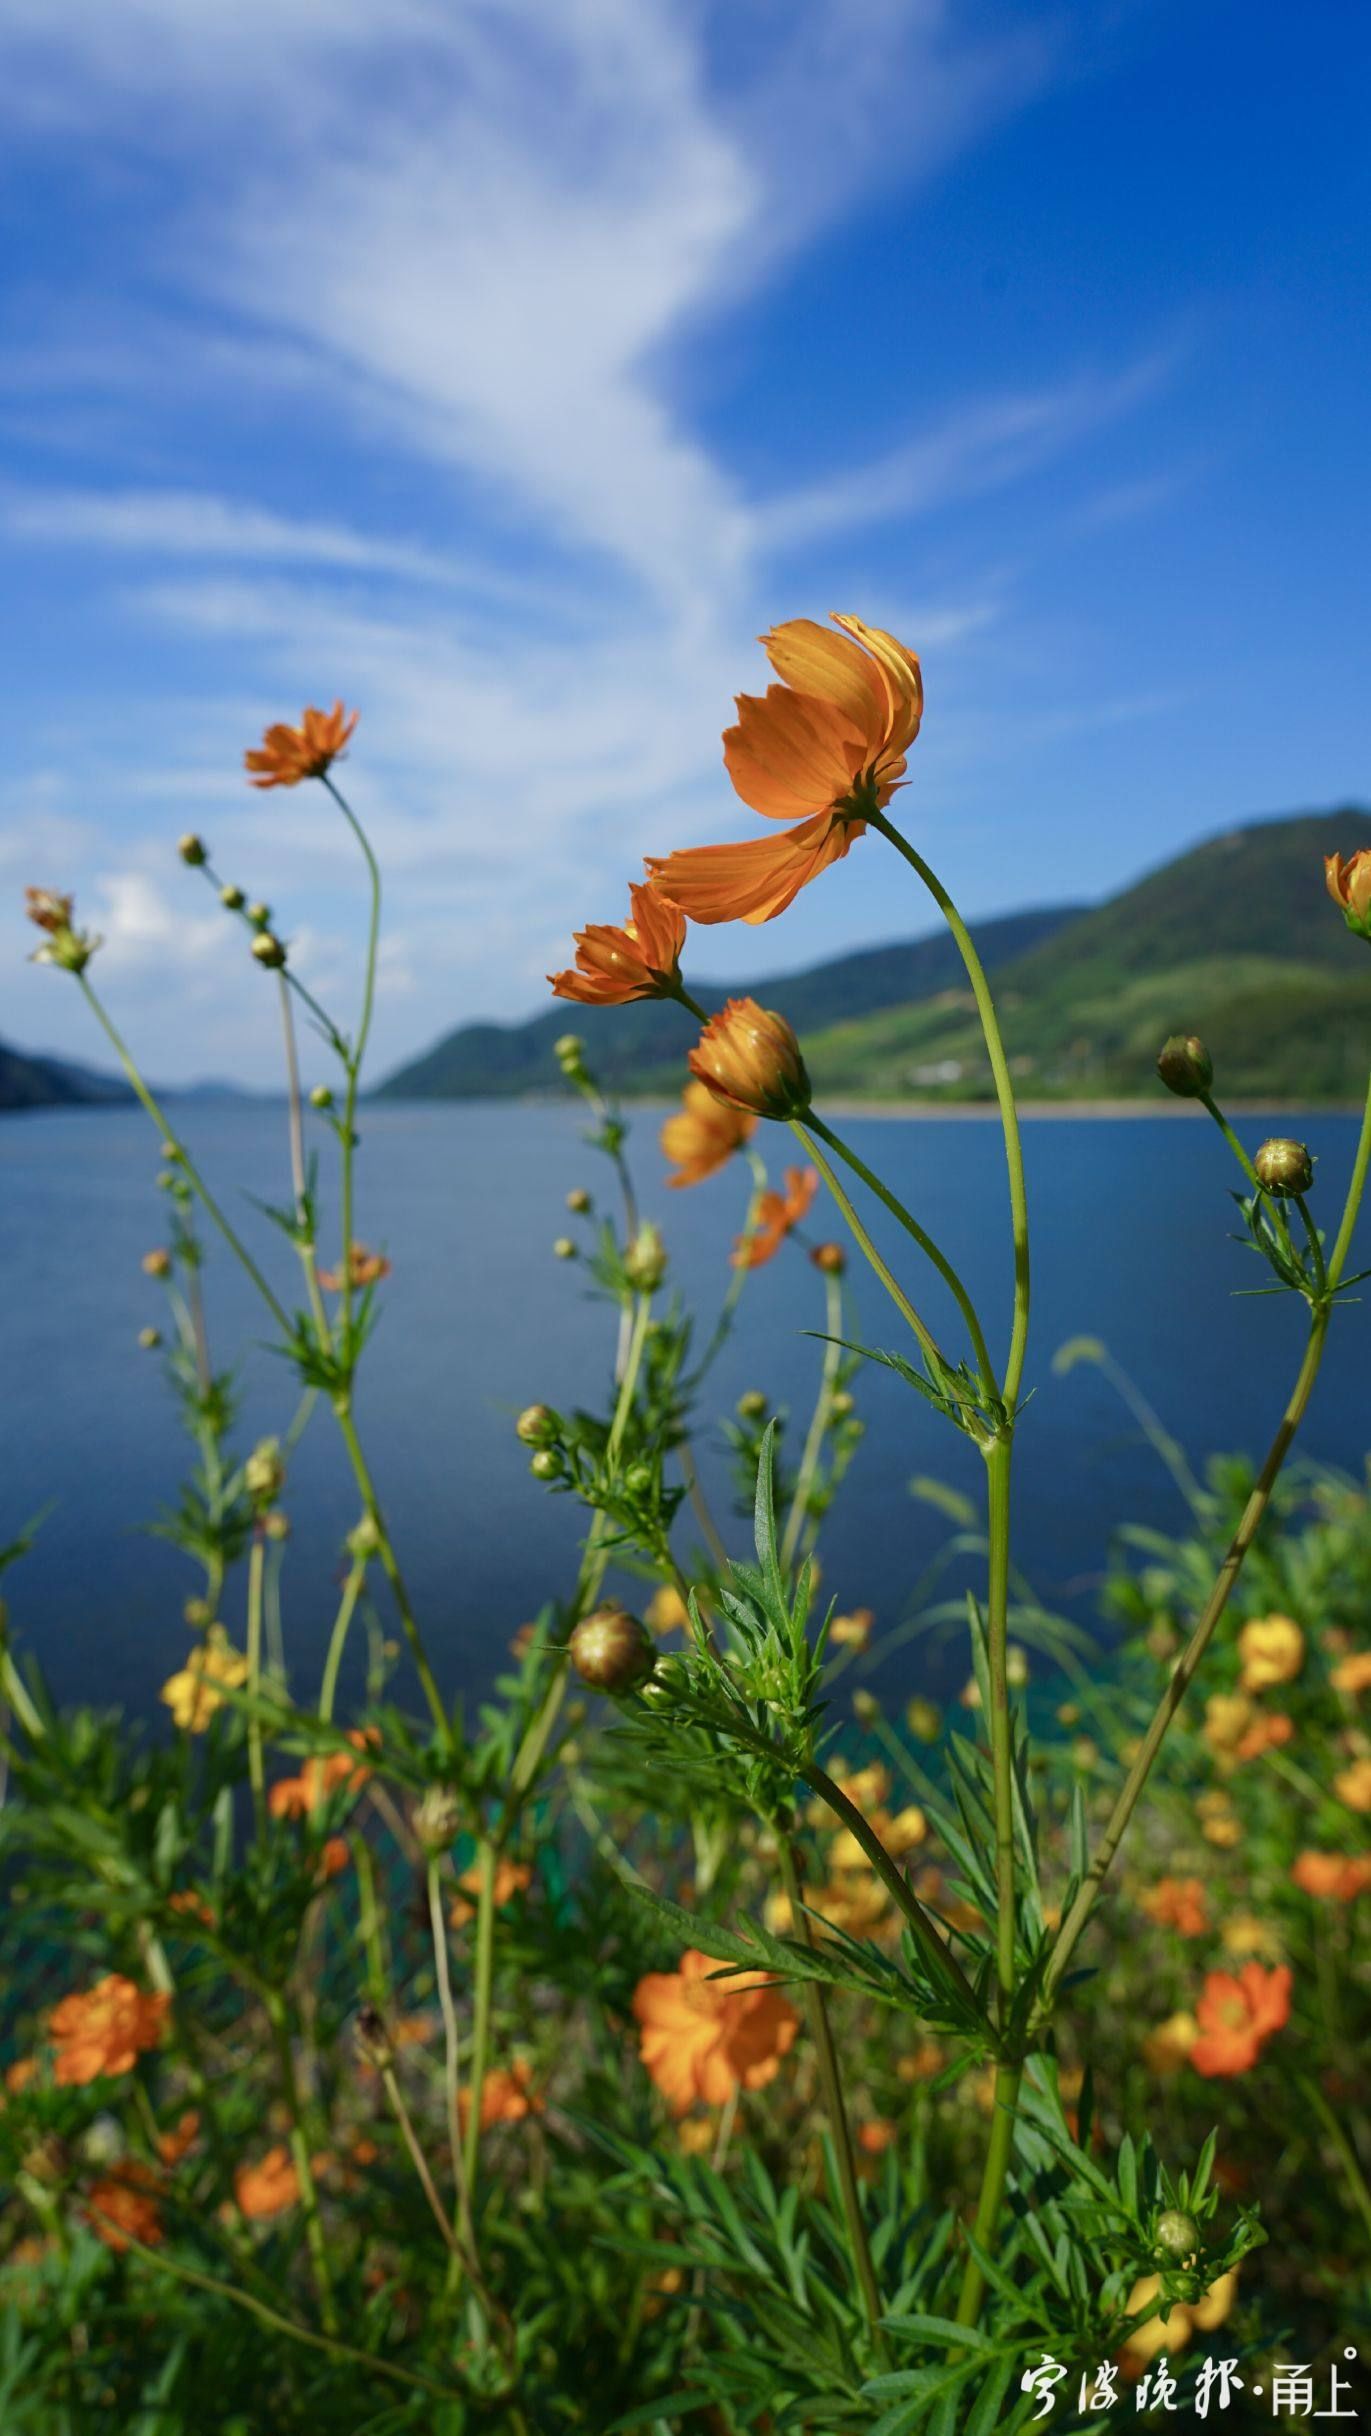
[1232,1710,1294,1763]
[317,1242,391,1292]
[167,1889,215,1928]
[647,614,923,925]
[660,1079,757,1187]
[734,1165,818,1268]
[235,2145,300,2220]
[688,998,810,1120]
[156,2109,201,2167]
[448,1858,533,1929]
[549,882,687,1006]
[1140,1877,1209,1938]
[269,1727,378,1819]
[1291,1850,1371,1901]
[86,2164,163,2253]
[632,1948,799,2112]
[457,2060,542,2131]
[49,1977,171,2087]
[1331,1649,1371,1695]
[244,701,358,789]
[1335,1756,1371,1812]
[1189,1961,1292,2078]
[1325,848,1371,939]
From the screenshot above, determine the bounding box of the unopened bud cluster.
[244,1437,286,1508]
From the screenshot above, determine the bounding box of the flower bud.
[1156,1034,1213,1097]
[515,1403,559,1447]
[309,1084,334,1111]
[530,1449,561,1481]
[353,2003,393,2073]
[1325,848,1371,940]
[219,883,245,910]
[178,833,208,867]
[1006,1644,1029,1689]
[552,1236,577,1261]
[553,1033,585,1070]
[810,1241,846,1275]
[1154,2208,1201,2261]
[624,1222,667,1293]
[142,1248,172,1279]
[1255,1137,1314,1196]
[160,1140,180,1163]
[183,1596,213,1629]
[623,1460,654,1497]
[569,1606,655,1694]
[688,997,811,1120]
[244,1437,286,1506]
[736,1389,768,1422]
[830,1389,855,1419]
[247,901,271,928]
[905,1695,941,1742]
[852,1688,880,1726]
[262,1508,291,1542]
[251,931,287,969]
[413,1785,463,1854]
[565,1187,591,1213]
[138,1326,162,1351]
[346,1513,382,1561]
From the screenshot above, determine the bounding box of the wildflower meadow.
[3,618,1370,2433]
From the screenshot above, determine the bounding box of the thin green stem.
[427,1859,479,2274]
[953,2062,1024,2328]
[1043,1305,1331,2005]
[245,1534,266,1838]
[868,812,1030,1407]
[1200,1091,1299,1265]
[78,976,291,1334]
[462,1839,498,2194]
[691,1148,768,1380]
[781,1271,843,1571]
[1329,1061,1371,1284]
[265,1997,337,2332]
[799,1759,989,2030]
[789,1120,947,1375]
[332,1404,447,1737]
[807,1112,998,1397]
[317,1557,367,1724]
[279,975,333,1351]
[777,1838,886,2355]
[1301,2073,1371,2250]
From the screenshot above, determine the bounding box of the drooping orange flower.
[632,1949,800,2112]
[660,1079,757,1187]
[86,2164,163,2253]
[448,1858,532,1929]
[235,2145,300,2219]
[317,1243,391,1292]
[647,615,923,926]
[245,701,358,789]
[732,1164,818,1268]
[1291,1850,1371,1901]
[49,1977,171,2087]
[1140,1877,1210,1938]
[688,998,810,1120]
[1189,1961,1292,2078]
[457,2059,542,2131]
[1325,848,1371,937]
[549,883,687,1007]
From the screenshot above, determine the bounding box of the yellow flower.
[1220,1913,1283,1960]
[1237,1613,1304,1693]
[1203,1693,1254,1758]
[646,1584,690,1637]
[1121,2271,1237,2372]
[1331,1649,1371,1696]
[829,1608,874,1651]
[1334,1756,1371,1813]
[160,1626,249,1732]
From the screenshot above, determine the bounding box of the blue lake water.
[3,1100,1367,1721]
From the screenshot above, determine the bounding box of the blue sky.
[1,0,1367,1083]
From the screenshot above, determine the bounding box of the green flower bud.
[552,1236,577,1261]
[346,1513,382,1561]
[624,1221,667,1293]
[251,931,287,969]
[309,1084,334,1111]
[1255,1137,1314,1196]
[247,901,271,927]
[515,1403,559,1446]
[177,833,208,867]
[569,1607,655,1695]
[529,1449,560,1481]
[1156,1034,1213,1097]
[565,1187,591,1213]
[905,1694,941,1742]
[412,1786,463,1855]
[219,883,245,911]
[137,1326,162,1351]
[244,1437,285,1506]
[1154,2208,1201,2261]
[830,1389,856,1419]
[736,1389,768,1422]
[623,1460,654,1497]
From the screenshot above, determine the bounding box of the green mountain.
[376,905,1081,1100]
[799,808,1371,1102]
[378,808,1371,1105]
[0,1036,134,1113]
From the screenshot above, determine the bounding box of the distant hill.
[377,807,1371,1106]
[0,1037,134,1113]
[376,905,1081,1101]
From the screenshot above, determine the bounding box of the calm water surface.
[4,1101,1367,1719]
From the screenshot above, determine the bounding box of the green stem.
[265,1997,337,2332]
[799,1759,988,2028]
[777,1838,886,2355]
[1043,1305,1331,2005]
[789,1120,947,1375]
[246,1533,266,1838]
[953,2062,1024,2328]
[462,1839,498,2194]
[1329,1061,1371,1284]
[427,1859,479,2276]
[317,1558,367,1724]
[807,1112,998,1397]
[279,974,333,1352]
[77,977,291,1334]
[868,812,1030,1407]
[321,776,380,1368]
[332,1404,447,1737]
[1301,2072,1371,2251]
[781,1270,843,1571]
